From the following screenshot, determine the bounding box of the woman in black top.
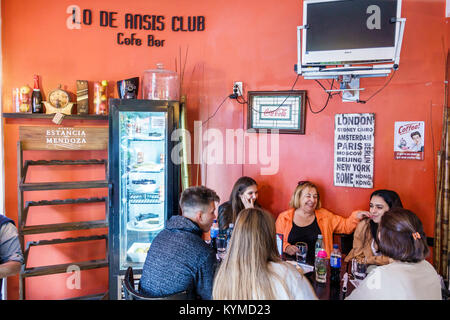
[217,176,260,234]
[287,217,321,265]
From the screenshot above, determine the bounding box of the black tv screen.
[306,0,397,52]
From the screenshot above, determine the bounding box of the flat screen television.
[301,0,403,67]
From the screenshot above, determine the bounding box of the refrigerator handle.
[108,183,114,214]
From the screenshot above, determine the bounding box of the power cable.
[202,95,230,127]
[357,70,397,104]
[307,78,337,114]
[243,74,301,114]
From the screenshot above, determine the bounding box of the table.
[284,254,356,300]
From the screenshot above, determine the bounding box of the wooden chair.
[123,267,190,300]
[333,233,354,255]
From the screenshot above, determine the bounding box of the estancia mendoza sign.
[19,126,108,150]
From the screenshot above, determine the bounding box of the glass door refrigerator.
[108,99,180,300]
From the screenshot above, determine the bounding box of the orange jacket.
[275,208,360,257]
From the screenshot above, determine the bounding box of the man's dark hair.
[378,208,429,263]
[410,131,421,138]
[179,186,220,215]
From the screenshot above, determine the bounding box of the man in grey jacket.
[140,185,220,299]
[0,215,24,300]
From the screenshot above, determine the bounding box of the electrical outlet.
[233,82,243,97]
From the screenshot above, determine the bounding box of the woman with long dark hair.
[217,176,260,233]
[345,189,403,266]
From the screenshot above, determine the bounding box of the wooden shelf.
[2,112,108,120]
[19,180,108,191]
[65,292,108,300]
[22,235,108,279]
[22,220,108,235]
[26,197,106,208]
[26,235,108,248]
[17,140,109,300]
[22,259,108,278]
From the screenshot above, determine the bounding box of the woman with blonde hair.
[213,208,317,300]
[276,181,368,263]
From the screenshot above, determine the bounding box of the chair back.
[334,233,354,255]
[123,267,190,300]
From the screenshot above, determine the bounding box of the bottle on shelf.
[19,85,32,113]
[31,75,43,113]
[12,88,21,112]
[94,80,108,115]
[330,244,342,286]
[210,219,219,251]
[315,249,328,284]
[314,234,324,260]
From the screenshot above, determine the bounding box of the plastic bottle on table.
[314,234,324,260]
[330,244,341,286]
[210,219,219,251]
[315,249,328,283]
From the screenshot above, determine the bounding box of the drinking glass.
[295,242,308,265]
[216,235,227,261]
[351,258,367,280]
[12,88,20,112]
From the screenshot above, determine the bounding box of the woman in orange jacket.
[275,181,368,263]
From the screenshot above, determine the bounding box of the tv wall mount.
[296,17,406,103]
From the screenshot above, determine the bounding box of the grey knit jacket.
[139,215,217,299]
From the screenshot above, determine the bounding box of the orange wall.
[2,0,448,299]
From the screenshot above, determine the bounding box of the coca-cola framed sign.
[247,91,306,134]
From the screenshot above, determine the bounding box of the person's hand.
[356,210,371,220]
[240,195,255,209]
[285,245,299,256]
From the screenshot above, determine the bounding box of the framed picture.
[247,90,306,134]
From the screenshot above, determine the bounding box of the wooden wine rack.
[17,127,109,300]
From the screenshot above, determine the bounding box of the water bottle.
[314,234,324,259]
[315,249,328,283]
[226,223,234,248]
[210,219,219,251]
[330,244,341,286]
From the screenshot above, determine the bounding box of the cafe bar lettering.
[67,5,206,47]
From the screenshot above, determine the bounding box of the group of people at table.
[139,177,443,300]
